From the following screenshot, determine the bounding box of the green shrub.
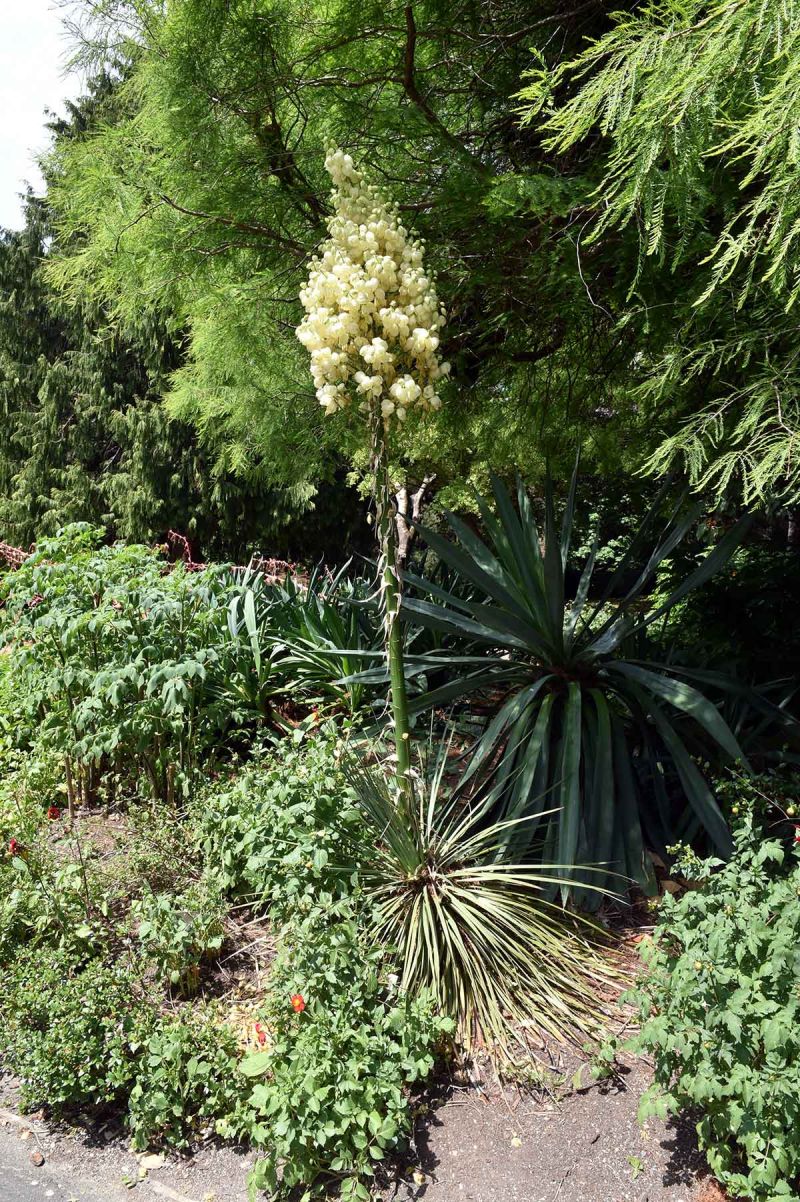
[0,857,39,960]
[0,754,67,958]
[0,947,249,1148]
[193,737,360,918]
[1,780,203,963]
[0,948,150,1111]
[132,877,226,995]
[0,652,41,773]
[0,819,108,959]
[196,744,453,1196]
[0,526,228,804]
[239,897,452,1201]
[128,1010,247,1150]
[0,525,294,807]
[632,780,800,1201]
[0,743,64,844]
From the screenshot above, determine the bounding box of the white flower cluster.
[296,149,449,424]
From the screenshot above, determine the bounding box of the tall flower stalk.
[296,149,448,799]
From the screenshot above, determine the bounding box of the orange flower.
[291,993,306,1013]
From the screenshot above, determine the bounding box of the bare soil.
[394,1056,710,1202]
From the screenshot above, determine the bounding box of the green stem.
[373,416,411,806]
[384,505,411,787]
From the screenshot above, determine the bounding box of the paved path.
[0,1136,123,1202]
[0,1156,86,1202]
[0,1109,241,1202]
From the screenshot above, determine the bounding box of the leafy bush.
[0,751,67,956]
[0,801,114,958]
[128,1010,247,1150]
[193,741,458,1195]
[132,877,226,995]
[0,856,39,960]
[633,777,800,1200]
[0,525,232,804]
[3,850,99,954]
[193,736,360,916]
[1,774,204,961]
[0,948,150,1111]
[0,651,40,768]
[404,467,751,896]
[0,546,458,1192]
[0,526,308,807]
[0,947,250,1148]
[240,897,451,1201]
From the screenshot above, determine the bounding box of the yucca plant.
[401,467,753,897]
[274,564,386,716]
[341,742,616,1052]
[217,565,287,724]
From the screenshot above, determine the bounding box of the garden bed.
[1,1054,714,1202]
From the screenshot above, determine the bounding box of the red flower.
[291,993,306,1013]
[8,838,19,855]
[47,805,61,821]
[254,1022,267,1046]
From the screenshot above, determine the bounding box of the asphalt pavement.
[0,1144,111,1202]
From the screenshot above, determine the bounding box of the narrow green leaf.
[611,661,746,763]
[646,697,733,856]
[556,682,582,901]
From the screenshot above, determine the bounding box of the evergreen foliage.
[0,76,366,560]
[521,0,800,506]
[6,0,800,531]
[45,0,647,504]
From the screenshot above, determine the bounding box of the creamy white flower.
[354,370,384,397]
[389,375,422,407]
[296,148,447,425]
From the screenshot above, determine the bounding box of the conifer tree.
[0,75,367,560]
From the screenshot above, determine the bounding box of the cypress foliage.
[0,77,367,561]
[44,1,643,506]
[521,0,800,506]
